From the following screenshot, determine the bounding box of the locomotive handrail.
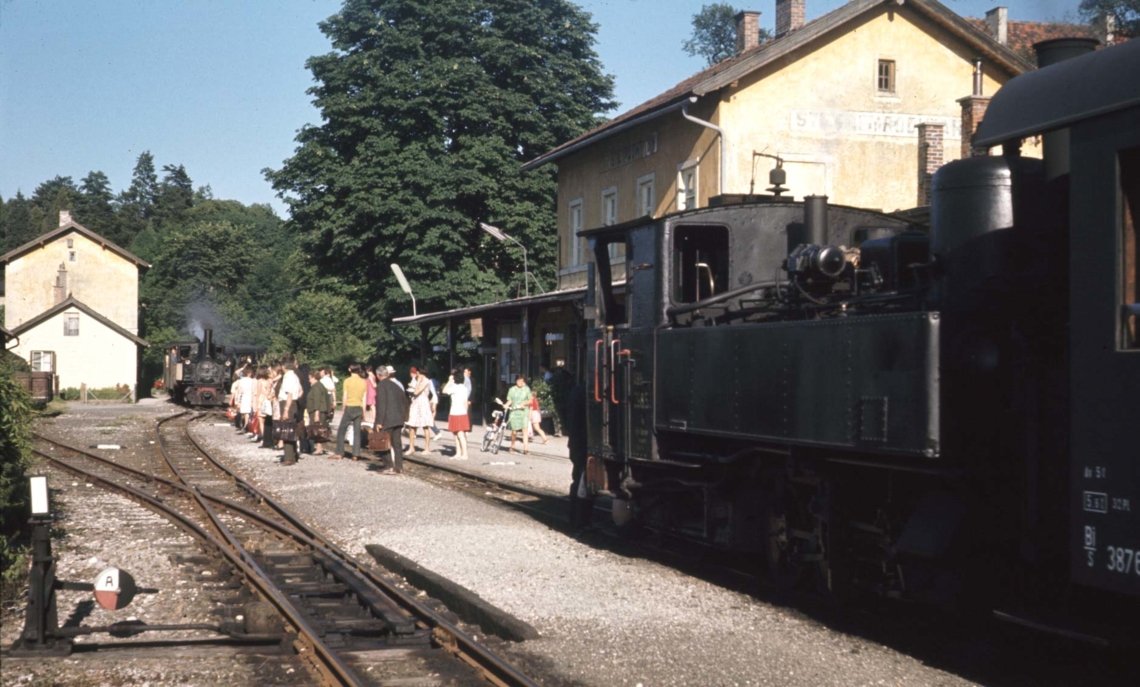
[666,278,783,317]
[594,339,603,402]
[610,339,621,405]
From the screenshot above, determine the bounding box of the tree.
[683,3,772,66]
[1079,0,1140,36]
[75,171,119,239]
[0,192,37,254]
[266,0,614,356]
[154,164,194,229]
[31,176,78,232]
[117,151,159,245]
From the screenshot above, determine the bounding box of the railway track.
[30,413,539,687]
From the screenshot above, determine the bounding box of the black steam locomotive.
[583,39,1138,635]
[163,329,232,406]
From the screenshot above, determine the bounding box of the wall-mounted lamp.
[391,263,416,316]
[480,222,545,297]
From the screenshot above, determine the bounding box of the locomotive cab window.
[672,225,729,303]
[1122,146,1139,350]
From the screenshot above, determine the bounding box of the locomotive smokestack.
[803,195,829,245]
[199,328,214,361]
[1033,38,1098,181]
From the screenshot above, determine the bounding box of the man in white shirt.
[278,361,304,465]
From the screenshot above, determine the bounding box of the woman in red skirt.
[442,369,471,459]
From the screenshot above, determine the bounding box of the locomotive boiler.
[582,39,1139,636]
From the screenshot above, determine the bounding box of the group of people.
[230,361,481,471]
[229,360,339,465]
[228,359,593,531]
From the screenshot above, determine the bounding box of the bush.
[1,356,34,594]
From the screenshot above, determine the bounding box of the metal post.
[12,517,71,655]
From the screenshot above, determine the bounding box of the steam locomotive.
[163,328,235,406]
[583,39,1138,636]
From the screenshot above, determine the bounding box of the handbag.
[308,421,331,443]
[273,421,297,442]
[247,414,261,435]
[225,407,237,421]
[368,427,391,451]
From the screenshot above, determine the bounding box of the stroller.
[481,398,508,454]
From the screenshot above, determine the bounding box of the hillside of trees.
[0,152,372,384]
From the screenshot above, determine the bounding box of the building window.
[877,59,896,94]
[601,187,618,226]
[678,161,698,210]
[66,238,74,248]
[1122,146,1139,349]
[30,351,55,372]
[569,198,584,266]
[636,173,656,217]
[69,250,77,262]
[64,314,79,336]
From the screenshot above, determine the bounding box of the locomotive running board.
[992,608,1121,647]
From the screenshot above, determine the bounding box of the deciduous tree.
[683,3,769,66]
[266,0,614,355]
[1079,0,1140,35]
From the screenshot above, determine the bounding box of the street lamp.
[480,222,544,297]
[391,263,416,316]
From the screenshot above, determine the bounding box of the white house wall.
[11,311,139,394]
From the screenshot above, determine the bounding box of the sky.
[0,0,1087,216]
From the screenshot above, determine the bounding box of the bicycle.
[481,398,508,454]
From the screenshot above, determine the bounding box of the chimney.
[735,10,762,53]
[957,94,992,158]
[776,0,805,38]
[916,123,944,206]
[984,7,1008,45]
[59,210,72,227]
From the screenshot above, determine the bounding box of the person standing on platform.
[336,364,367,459]
[442,369,471,459]
[406,366,434,453]
[506,374,532,455]
[566,380,592,530]
[305,369,331,456]
[375,366,409,474]
[278,360,304,465]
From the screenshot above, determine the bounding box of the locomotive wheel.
[762,471,824,593]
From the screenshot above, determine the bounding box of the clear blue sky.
[0,0,1085,216]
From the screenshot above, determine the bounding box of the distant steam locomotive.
[163,328,239,406]
[583,39,1138,637]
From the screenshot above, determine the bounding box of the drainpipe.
[681,96,726,196]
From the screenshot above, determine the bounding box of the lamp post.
[480,222,544,297]
[390,263,416,316]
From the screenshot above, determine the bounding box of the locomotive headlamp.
[786,244,848,280]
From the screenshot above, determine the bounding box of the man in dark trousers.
[375,365,409,474]
[566,380,592,530]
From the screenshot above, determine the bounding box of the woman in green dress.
[506,374,533,454]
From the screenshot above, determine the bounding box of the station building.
[396,0,1113,409]
[2,210,149,400]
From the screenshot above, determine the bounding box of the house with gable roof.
[2,210,149,399]
[395,0,1105,401]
